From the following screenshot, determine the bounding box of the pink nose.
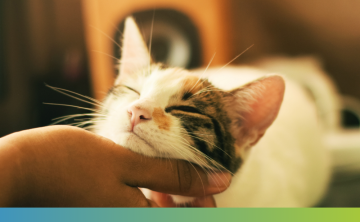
[127,105,152,130]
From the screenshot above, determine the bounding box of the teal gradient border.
[1,209,360,222]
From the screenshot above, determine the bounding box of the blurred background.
[1,0,360,206]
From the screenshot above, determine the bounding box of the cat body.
[195,67,330,207]
[93,17,330,207]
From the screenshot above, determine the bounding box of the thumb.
[119,152,232,196]
[188,195,216,207]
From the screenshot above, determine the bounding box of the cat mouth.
[127,132,156,151]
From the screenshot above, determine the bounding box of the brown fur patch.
[183,76,204,94]
[153,107,172,130]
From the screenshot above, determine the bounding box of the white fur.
[193,67,330,207]
[95,68,203,162]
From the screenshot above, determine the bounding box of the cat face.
[94,17,285,174]
[95,64,240,172]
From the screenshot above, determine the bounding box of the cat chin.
[116,132,162,157]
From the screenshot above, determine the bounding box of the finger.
[112,187,160,207]
[147,199,159,208]
[150,191,216,208]
[117,149,232,197]
[188,196,217,207]
[149,191,177,207]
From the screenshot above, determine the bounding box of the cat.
[92,17,330,207]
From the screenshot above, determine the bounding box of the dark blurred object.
[342,110,360,128]
[341,95,360,128]
[319,172,360,207]
[0,0,5,101]
[114,9,202,70]
[0,0,92,137]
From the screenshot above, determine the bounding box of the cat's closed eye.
[165,106,202,115]
[111,85,140,96]
[123,85,140,95]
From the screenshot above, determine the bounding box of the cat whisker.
[218,44,254,72]
[72,120,101,128]
[167,131,233,176]
[45,84,103,107]
[73,117,103,123]
[69,118,104,130]
[92,50,120,61]
[148,10,155,76]
[52,113,105,121]
[89,25,122,49]
[167,132,215,167]
[44,103,99,113]
[165,155,174,172]
[186,53,217,98]
[202,52,217,76]
[188,148,232,176]
[185,132,233,159]
[50,113,105,125]
[170,137,231,189]
[168,143,206,196]
[176,142,214,173]
[82,125,98,131]
[110,20,123,37]
[168,119,234,173]
[193,53,218,91]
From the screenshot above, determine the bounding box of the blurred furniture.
[81,0,233,101]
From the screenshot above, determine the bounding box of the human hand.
[0,125,231,207]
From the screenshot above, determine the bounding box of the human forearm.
[0,132,29,207]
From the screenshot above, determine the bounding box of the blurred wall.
[0,0,91,137]
[228,0,360,99]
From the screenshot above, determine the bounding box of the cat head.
[94,17,285,173]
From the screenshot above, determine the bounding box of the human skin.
[0,125,231,207]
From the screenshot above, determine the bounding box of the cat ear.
[116,17,151,84]
[225,75,285,148]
